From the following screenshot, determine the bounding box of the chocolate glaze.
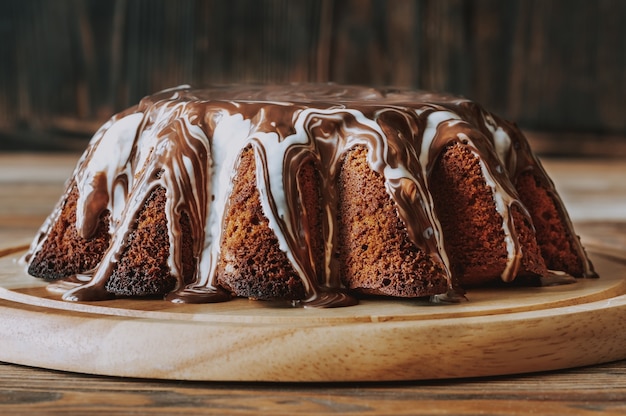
[25,84,597,308]
[165,286,231,304]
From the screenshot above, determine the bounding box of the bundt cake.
[24,84,597,307]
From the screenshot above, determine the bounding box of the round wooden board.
[1,247,626,382]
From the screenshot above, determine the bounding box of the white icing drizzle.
[196,111,253,289]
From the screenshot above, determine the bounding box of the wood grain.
[1,358,626,415]
[1,0,625,155]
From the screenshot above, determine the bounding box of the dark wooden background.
[1,0,625,156]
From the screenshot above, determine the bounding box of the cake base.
[1,246,625,382]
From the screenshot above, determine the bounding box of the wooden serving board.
[1,246,626,382]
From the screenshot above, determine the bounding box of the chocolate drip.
[299,290,358,308]
[165,286,231,304]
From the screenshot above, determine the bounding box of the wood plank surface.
[2,0,625,155]
[0,359,625,415]
[0,358,625,415]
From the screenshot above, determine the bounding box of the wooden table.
[1,153,626,415]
